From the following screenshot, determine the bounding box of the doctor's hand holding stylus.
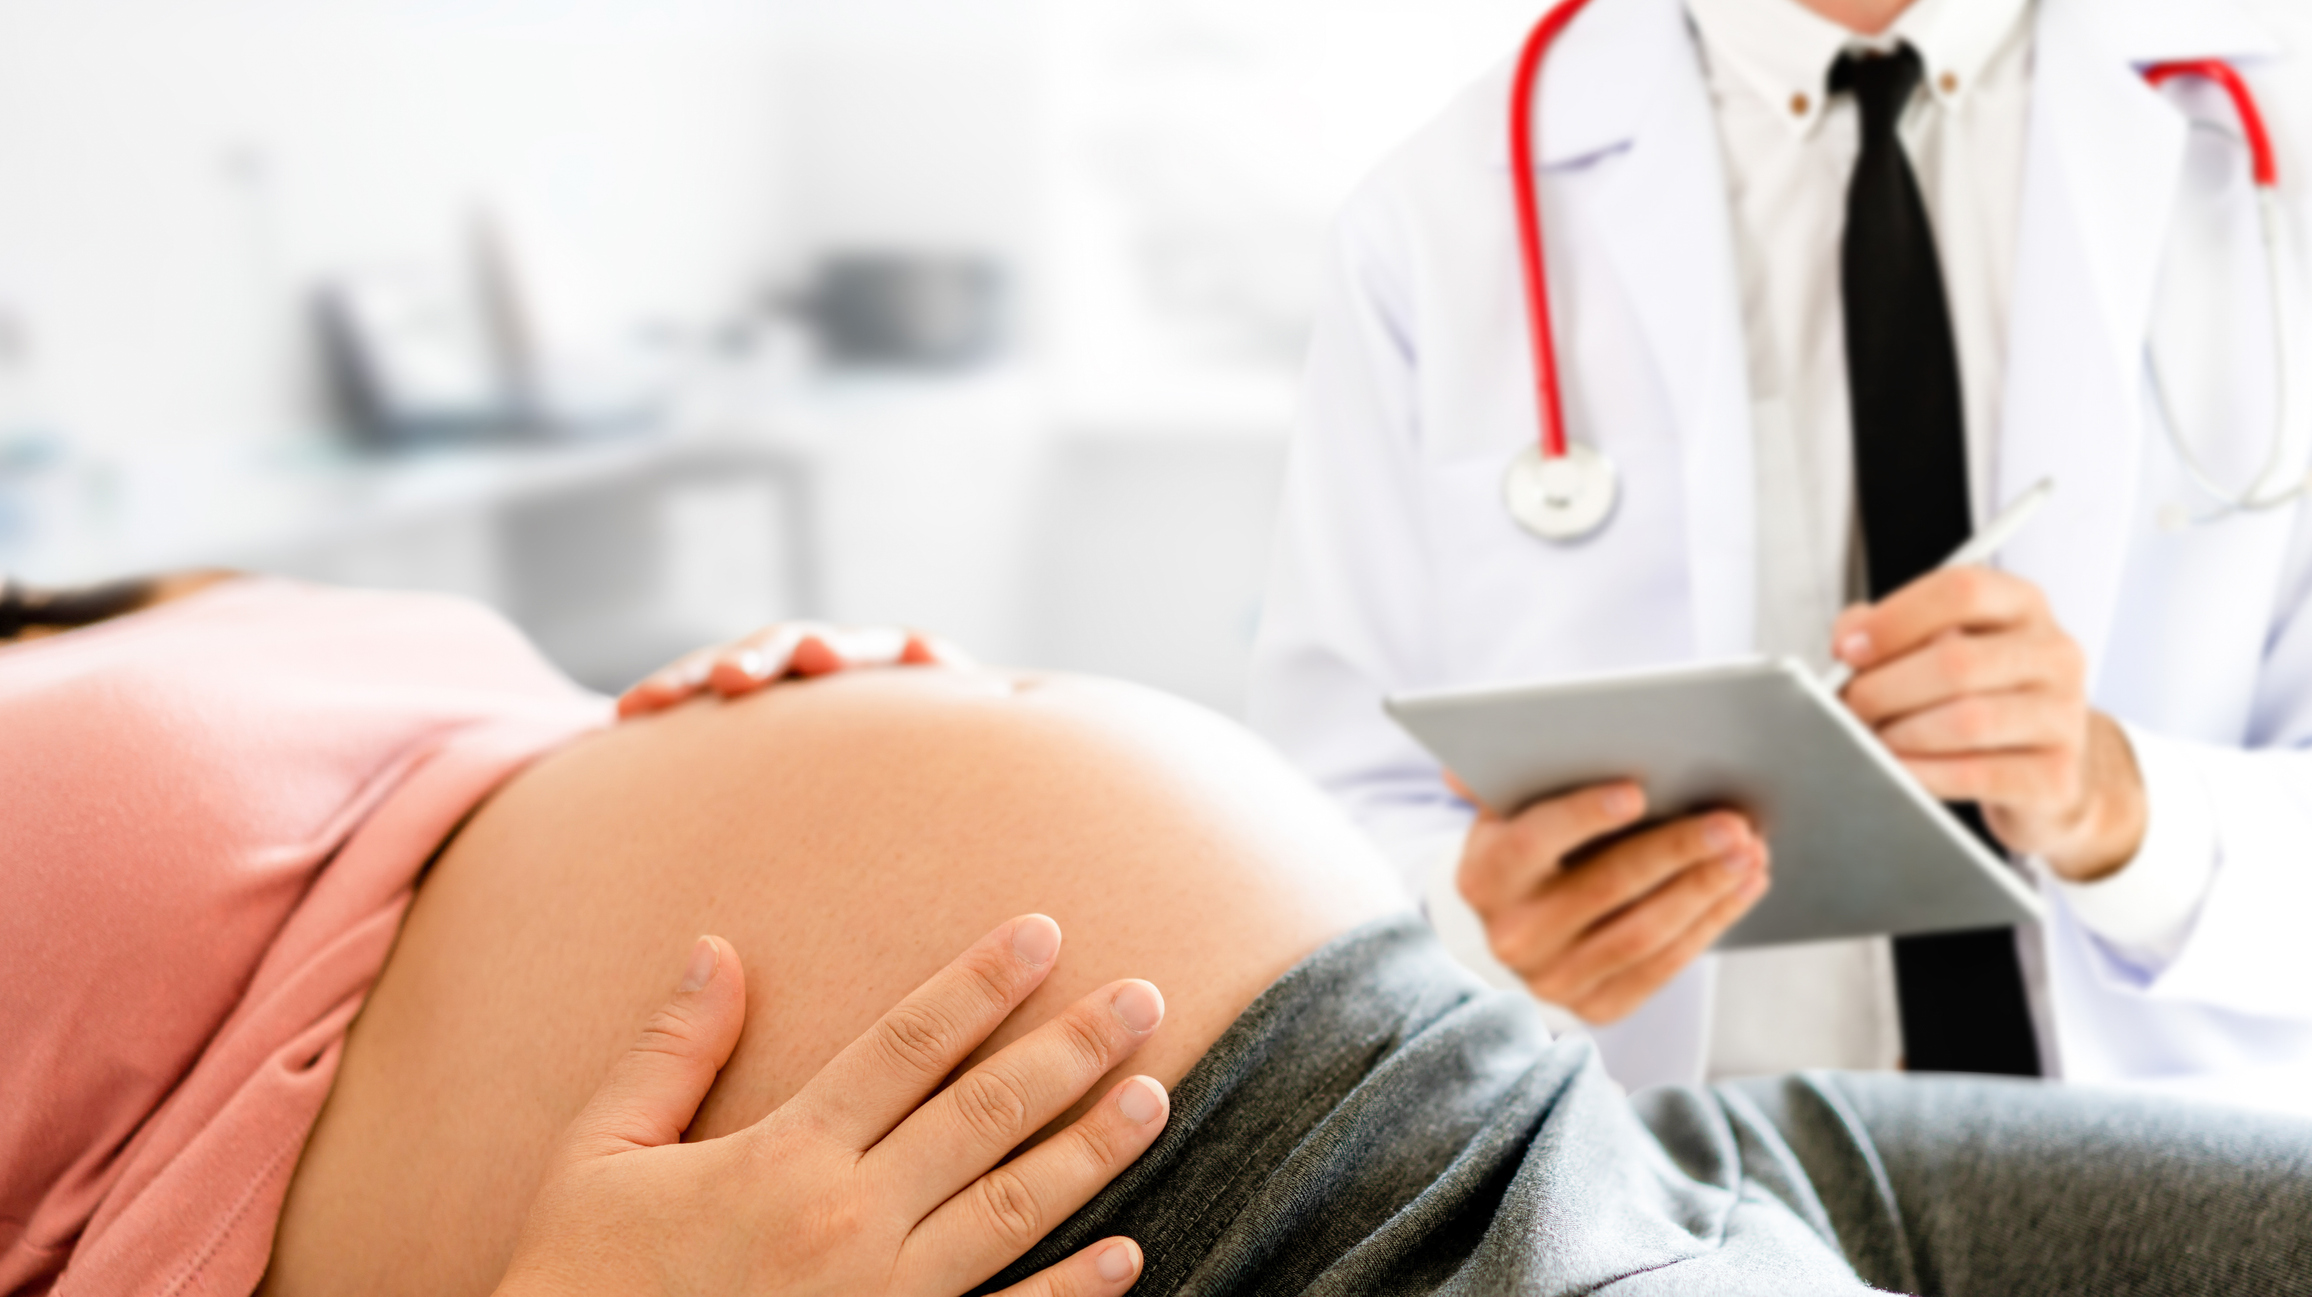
[1831,567,2147,883]
[1823,479,2147,882]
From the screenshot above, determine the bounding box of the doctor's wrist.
[2028,713,2148,883]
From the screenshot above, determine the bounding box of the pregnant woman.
[5,573,2310,1295]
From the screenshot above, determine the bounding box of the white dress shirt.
[1688,0,2217,1076]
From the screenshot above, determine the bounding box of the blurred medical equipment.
[315,255,525,449]
[794,254,1008,370]
[1502,4,2300,542]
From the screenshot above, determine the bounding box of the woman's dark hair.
[0,576,161,640]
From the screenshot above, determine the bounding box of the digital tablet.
[1384,657,2045,949]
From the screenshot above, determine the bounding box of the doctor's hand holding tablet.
[1447,479,2151,1022]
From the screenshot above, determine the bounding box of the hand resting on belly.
[499,916,1165,1297]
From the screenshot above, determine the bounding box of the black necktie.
[1835,46,2041,1077]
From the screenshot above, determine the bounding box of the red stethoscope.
[1502,0,2299,542]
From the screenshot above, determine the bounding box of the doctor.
[1250,0,2312,1092]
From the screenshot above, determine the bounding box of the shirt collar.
[1684,0,2031,135]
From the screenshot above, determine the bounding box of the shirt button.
[1790,91,1810,116]
[1939,71,1960,94]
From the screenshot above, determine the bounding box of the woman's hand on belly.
[499,916,1165,1297]
[618,622,971,719]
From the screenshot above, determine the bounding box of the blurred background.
[0,0,1536,715]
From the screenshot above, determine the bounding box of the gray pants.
[1660,1070,2312,1294]
[979,917,2312,1296]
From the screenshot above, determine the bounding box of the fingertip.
[676,935,747,1006]
[677,935,719,992]
[1115,1074,1168,1127]
[1110,980,1164,1036]
[708,655,769,697]
[791,634,844,676]
[1601,781,1645,821]
[618,672,685,715]
[1093,1237,1141,1286]
[1011,913,1063,968]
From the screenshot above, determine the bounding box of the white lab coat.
[1250,0,2312,1094]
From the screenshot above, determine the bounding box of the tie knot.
[1831,45,1924,136]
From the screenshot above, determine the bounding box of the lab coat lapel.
[1531,0,1755,659]
[1998,0,2277,667]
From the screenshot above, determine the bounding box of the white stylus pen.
[1819,477,2058,694]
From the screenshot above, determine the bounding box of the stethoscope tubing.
[1507,0,1597,465]
[1507,11,2300,531]
[2136,60,2301,524]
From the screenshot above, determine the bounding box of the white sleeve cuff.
[2052,723,2217,968]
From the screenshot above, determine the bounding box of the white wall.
[0,0,1553,715]
[1043,0,1543,382]
[0,0,790,456]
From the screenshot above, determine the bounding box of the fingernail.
[736,649,769,679]
[1718,847,1755,875]
[1704,818,1739,853]
[1117,1076,1166,1125]
[1603,785,1643,818]
[680,658,711,686]
[1838,632,1871,664]
[1112,980,1164,1034]
[1096,1240,1139,1282]
[1012,914,1061,967]
[679,937,717,992]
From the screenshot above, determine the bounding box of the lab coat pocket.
[1419,451,1695,687]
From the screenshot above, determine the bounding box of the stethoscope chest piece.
[1504,441,1618,541]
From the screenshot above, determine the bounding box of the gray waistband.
[971,913,1580,1296]
[977,916,2312,1296]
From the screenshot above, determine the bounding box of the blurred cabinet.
[0,435,822,694]
[5,368,1299,713]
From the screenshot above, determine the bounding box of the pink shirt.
[1,579,610,1295]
